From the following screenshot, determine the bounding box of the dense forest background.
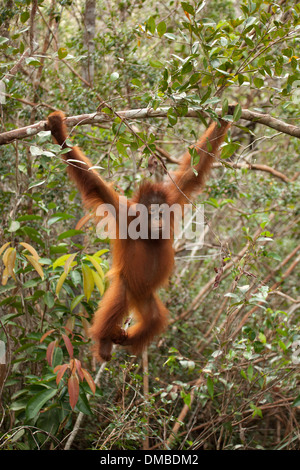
[0,0,299,450]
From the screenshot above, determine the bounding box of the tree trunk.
[82,0,96,86]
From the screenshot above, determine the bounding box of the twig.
[3,92,56,111]
[269,290,300,303]
[2,46,38,83]
[230,250,300,341]
[29,0,38,54]
[172,220,268,324]
[165,376,204,449]
[142,349,149,450]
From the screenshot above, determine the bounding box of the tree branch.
[213,162,293,183]
[1,107,300,146]
[155,147,294,183]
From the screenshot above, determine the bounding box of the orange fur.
[168,120,231,204]
[47,111,231,361]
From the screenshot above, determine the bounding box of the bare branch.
[2,48,35,83]
[213,162,293,183]
[155,147,293,183]
[29,0,38,54]
[0,106,300,146]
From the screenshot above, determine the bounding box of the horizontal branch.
[155,146,293,183]
[1,106,300,146]
[213,161,292,183]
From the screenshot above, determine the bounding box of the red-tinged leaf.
[40,329,56,343]
[64,252,78,274]
[55,271,67,295]
[0,242,11,257]
[69,358,76,374]
[68,374,80,409]
[62,334,73,358]
[184,10,191,21]
[81,317,90,336]
[75,359,84,381]
[46,340,57,366]
[64,319,75,335]
[82,368,96,395]
[25,254,44,279]
[54,363,70,385]
[20,242,40,261]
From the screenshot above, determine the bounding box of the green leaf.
[292,395,300,407]
[25,57,42,67]
[70,270,81,287]
[82,264,95,301]
[240,369,247,381]
[57,229,84,240]
[207,376,214,399]
[85,254,105,279]
[53,254,74,270]
[44,292,55,309]
[95,249,109,257]
[182,391,192,407]
[238,74,245,85]
[220,142,239,159]
[20,11,30,23]
[278,340,287,351]
[244,36,254,47]
[28,180,46,190]
[250,403,263,418]
[70,294,85,312]
[149,59,164,68]
[76,392,93,416]
[0,36,9,46]
[233,104,242,122]
[110,72,120,81]
[48,213,75,226]
[8,221,20,233]
[275,61,282,76]
[247,364,254,381]
[201,74,213,86]
[146,16,156,34]
[116,140,128,157]
[205,197,219,208]
[189,72,201,85]
[167,108,177,126]
[52,346,63,368]
[164,33,176,41]
[253,77,264,88]
[58,47,68,59]
[181,2,195,15]
[258,332,266,344]
[222,98,229,117]
[131,78,142,88]
[157,21,166,37]
[25,388,57,420]
[182,61,193,75]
